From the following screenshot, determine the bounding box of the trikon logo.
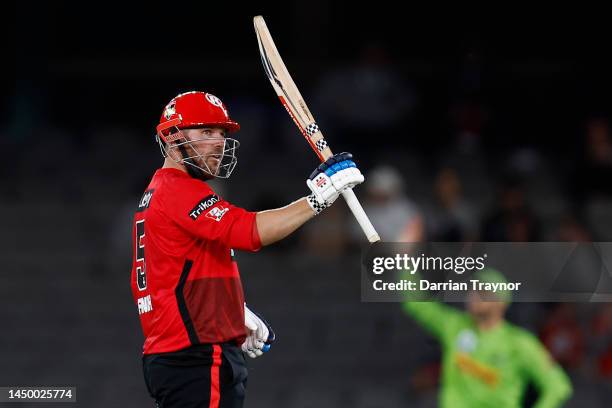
[189,194,220,220]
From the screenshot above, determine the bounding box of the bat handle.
[341,188,381,243]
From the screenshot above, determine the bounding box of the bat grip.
[341,188,380,243]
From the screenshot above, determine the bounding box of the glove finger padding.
[255,321,269,346]
[244,316,258,332]
[241,335,257,358]
[252,310,276,344]
[330,167,364,191]
[306,152,363,215]
[245,307,269,342]
[242,332,265,358]
[242,304,275,358]
[316,152,354,172]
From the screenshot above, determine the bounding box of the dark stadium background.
[2,3,611,407]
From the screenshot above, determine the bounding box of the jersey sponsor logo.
[137,295,153,315]
[137,189,155,212]
[189,194,220,220]
[206,205,229,222]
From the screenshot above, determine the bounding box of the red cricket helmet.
[156,91,240,141]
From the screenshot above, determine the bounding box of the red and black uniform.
[131,168,261,408]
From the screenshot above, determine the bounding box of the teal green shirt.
[403,302,572,408]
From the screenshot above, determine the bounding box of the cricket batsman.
[130,91,364,407]
[403,268,572,407]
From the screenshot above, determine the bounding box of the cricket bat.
[253,15,381,243]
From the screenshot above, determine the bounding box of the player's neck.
[162,158,187,173]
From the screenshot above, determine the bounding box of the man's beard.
[178,145,214,182]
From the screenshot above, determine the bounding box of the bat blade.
[253,15,381,243]
[254,15,330,161]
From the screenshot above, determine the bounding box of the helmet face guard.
[156,121,239,179]
[156,92,241,179]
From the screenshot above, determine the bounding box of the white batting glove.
[306,152,364,214]
[242,304,275,358]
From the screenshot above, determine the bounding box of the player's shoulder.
[149,168,224,216]
[153,168,214,196]
[503,322,557,369]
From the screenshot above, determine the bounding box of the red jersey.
[130,168,261,355]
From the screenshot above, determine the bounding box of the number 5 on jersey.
[135,220,147,291]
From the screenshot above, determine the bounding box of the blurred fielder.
[403,268,572,408]
[130,91,364,407]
